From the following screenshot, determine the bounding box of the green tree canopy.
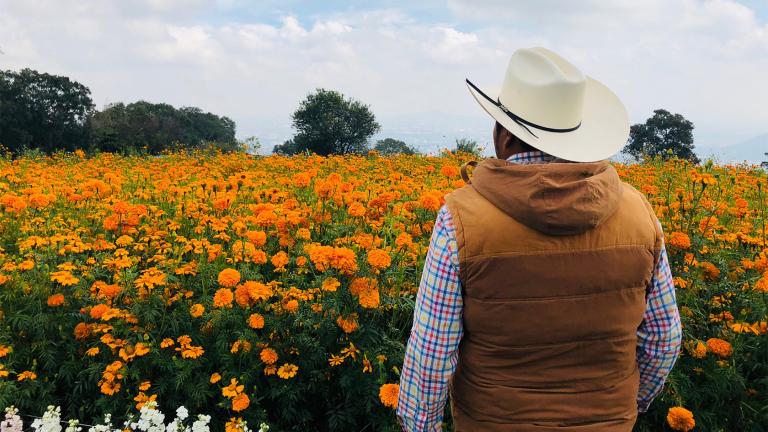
[272,139,301,156]
[373,138,419,155]
[279,88,380,156]
[451,137,483,157]
[89,101,237,154]
[622,109,699,163]
[0,68,94,154]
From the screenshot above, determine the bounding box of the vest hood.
[470,158,623,236]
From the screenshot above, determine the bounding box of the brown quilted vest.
[443,158,663,432]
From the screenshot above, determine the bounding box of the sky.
[1,0,767,159]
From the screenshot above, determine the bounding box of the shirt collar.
[505,150,556,164]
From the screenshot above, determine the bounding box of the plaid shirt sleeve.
[635,222,682,412]
[397,204,462,432]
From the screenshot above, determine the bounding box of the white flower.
[65,419,82,432]
[257,423,269,432]
[31,406,62,432]
[132,402,165,432]
[87,413,115,432]
[190,415,210,432]
[174,407,188,421]
[2,406,23,432]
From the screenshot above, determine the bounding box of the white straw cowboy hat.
[466,47,629,162]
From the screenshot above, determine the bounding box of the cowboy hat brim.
[466,76,629,162]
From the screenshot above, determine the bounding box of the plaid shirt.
[397,151,682,431]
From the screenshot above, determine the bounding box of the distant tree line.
[0,68,245,155]
[4,68,699,162]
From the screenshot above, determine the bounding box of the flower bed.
[0,152,766,430]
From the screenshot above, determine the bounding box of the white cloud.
[0,0,766,153]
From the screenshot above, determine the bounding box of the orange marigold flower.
[17,371,37,381]
[706,338,733,358]
[348,202,366,217]
[18,259,35,271]
[90,304,110,320]
[232,392,250,411]
[217,268,241,287]
[367,248,391,270]
[135,343,150,356]
[100,381,121,395]
[74,322,90,340]
[441,165,460,177]
[668,232,691,250]
[691,340,707,359]
[666,406,695,431]
[754,272,768,293]
[277,363,298,379]
[248,313,265,329]
[222,378,244,398]
[210,372,222,384]
[395,232,413,250]
[138,381,151,391]
[328,354,345,367]
[47,293,65,307]
[50,270,79,286]
[0,345,11,358]
[350,277,377,296]
[271,251,289,271]
[213,288,234,308]
[295,228,311,241]
[260,348,278,365]
[321,277,340,292]
[419,193,441,211]
[85,347,100,356]
[234,283,253,308]
[244,281,272,302]
[246,230,267,247]
[190,303,205,318]
[181,345,205,359]
[379,383,399,408]
[698,261,720,280]
[336,314,359,334]
[359,287,381,309]
[119,343,149,362]
[293,172,311,188]
[160,338,175,348]
[284,299,299,313]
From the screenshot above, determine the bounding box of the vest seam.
[464,331,638,350]
[460,243,654,262]
[445,190,470,293]
[462,285,646,302]
[452,370,639,425]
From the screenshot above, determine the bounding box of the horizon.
[1,0,767,162]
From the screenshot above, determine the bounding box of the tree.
[452,137,483,157]
[89,101,237,154]
[287,88,380,156]
[622,109,699,163]
[272,139,301,156]
[373,138,419,155]
[0,68,94,154]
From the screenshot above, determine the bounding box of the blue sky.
[1,0,767,161]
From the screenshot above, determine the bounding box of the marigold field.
[0,151,766,431]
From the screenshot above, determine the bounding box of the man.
[397,47,682,431]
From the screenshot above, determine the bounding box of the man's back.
[396,151,682,432]
[444,158,661,430]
